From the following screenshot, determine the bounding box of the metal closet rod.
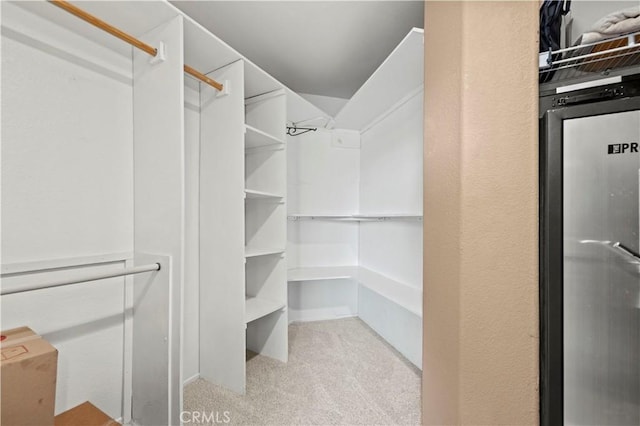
[49,0,224,91]
[1,262,161,296]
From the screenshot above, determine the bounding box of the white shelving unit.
[200,66,289,395]
[243,89,288,366]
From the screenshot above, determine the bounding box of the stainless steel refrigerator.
[541,83,640,425]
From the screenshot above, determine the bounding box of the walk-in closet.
[1,1,424,424]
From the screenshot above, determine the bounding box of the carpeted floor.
[183,318,421,426]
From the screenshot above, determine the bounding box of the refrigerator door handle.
[613,242,640,263]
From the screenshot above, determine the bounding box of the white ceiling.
[171,1,424,99]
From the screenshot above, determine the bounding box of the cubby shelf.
[245,189,284,199]
[244,247,285,258]
[245,124,284,149]
[245,296,286,323]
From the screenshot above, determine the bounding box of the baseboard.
[288,302,358,323]
[288,312,358,324]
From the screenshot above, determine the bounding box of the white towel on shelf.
[578,6,640,45]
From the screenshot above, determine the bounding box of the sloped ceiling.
[171,1,424,99]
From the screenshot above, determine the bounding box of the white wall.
[1,3,133,264]
[359,92,423,286]
[1,2,133,418]
[288,279,358,322]
[287,128,359,215]
[288,221,359,269]
[287,128,360,269]
[287,128,360,321]
[359,93,423,215]
[357,90,423,368]
[359,221,422,290]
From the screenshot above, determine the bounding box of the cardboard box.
[55,402,119,426]
[1,326,58,426]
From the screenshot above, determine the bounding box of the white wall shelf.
[288,214,422,221]
[288,266,357,282]
[245,124,284,149]
[244,247,285,258]
[287,214,352,220]
[286,265,421,318]
[245,296,286,323]
[245,189,284,200]
[244,88,288,368]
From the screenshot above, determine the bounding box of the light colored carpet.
[183,317,421,426]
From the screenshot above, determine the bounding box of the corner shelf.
[354,214,423,221]
[287,214,351,221]
[287,266,357,282]
[245,124,283,149]
[287,213,422,221]
[245,296,286,323]
[245,189,284,200]
[287,265,422,318]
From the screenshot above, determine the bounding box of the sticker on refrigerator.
[608,143,639,154]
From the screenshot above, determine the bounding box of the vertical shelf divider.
[199,60,247,394]
[132,16,185,425]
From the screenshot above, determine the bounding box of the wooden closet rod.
[49,0,224,91]
[184,65,224,91]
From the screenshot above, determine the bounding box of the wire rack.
[540,32,640,84]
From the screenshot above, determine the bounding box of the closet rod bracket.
[216,80,231,97]
[149,41,166,65]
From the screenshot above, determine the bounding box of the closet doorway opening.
[176,1,426,424]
